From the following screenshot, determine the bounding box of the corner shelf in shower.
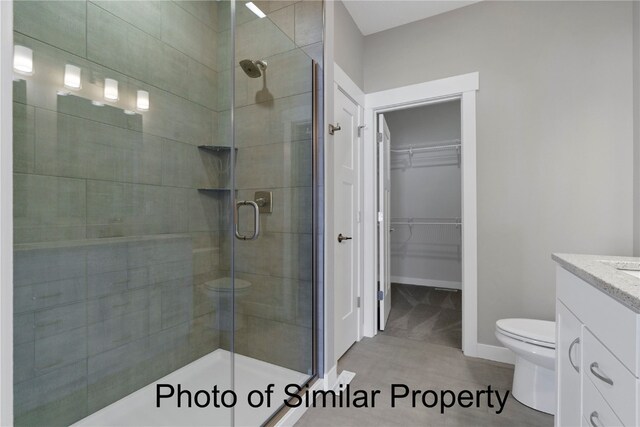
[198,145,237,154]
[197,188,232,194]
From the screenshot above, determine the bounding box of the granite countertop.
[552,253,640,313]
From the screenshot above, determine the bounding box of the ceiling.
[342,1,480,36]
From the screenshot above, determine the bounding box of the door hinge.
[377,211,383,222]
[377,290,384,300]
[357,296,361,308]
[376,132,383,143]
[357,211,361,223]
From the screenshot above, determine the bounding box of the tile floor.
[296,285,554,426]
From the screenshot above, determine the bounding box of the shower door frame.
[0,0,14,424]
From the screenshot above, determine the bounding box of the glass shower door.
[229,1,323,424]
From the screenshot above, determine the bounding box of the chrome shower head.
[239,59,267,78]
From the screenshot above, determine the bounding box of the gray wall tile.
[35,109,163,185]
[175,1,219,31]
[14,277,87,314]
[160,2,218,71]
[90,1,163,39]
[86,181,189,238]
[13,102,35,173]
[88,310,150,356]
[35,327,87,374]
[14,359,87,416]
[13,174,87,244]
[14,1,87,56]
[34,302,86,339]
[14,342,34,383]
[294,1,323,47]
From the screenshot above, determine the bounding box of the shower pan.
[10,0,323,426]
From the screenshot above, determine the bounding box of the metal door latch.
[329,123,341,135]
[337,233,352,243]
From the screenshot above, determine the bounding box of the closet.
[380,100,463,348]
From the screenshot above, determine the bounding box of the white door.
[378,114,392,330]
[334,84,360,360]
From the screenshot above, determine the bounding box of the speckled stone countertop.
[552,254,640,313]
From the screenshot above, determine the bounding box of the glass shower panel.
[230,1,323,424]
[12,1,232,425]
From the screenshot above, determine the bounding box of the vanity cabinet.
[555,266,640,427]
[556,301,583,427]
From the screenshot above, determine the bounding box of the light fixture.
[104,78,119,101]
[245,2,266,18]
[64,64,82,89]
[13,45,33,75]
[136,90,149,111]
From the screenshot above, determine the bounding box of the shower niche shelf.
[198,188,232,194]
[198,145,237,154]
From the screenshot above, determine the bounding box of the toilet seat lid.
[496,318,555,346]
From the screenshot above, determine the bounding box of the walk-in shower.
[11,1,323,425]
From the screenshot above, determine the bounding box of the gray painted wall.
[334,0,364,90]
[364,1,635,346]
[385,101,462,287]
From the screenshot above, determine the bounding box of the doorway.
[362,72,478,357]
[379,100,463,349]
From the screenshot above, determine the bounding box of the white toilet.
[204,277,252,331]
[495,318,556,415]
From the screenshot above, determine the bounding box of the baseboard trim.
[275,369,356,427]
[391,276,461,290]
[475,343,515,365]
[274,377,325,427]
[334,370,356,390]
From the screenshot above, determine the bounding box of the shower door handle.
[235,200,260,241]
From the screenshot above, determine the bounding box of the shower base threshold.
[73,349,310,426]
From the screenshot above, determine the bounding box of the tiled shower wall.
[13,1,225,425]
[12,1,322,426]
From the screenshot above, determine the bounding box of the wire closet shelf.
[391,217,462,226]
[390,139,461,168]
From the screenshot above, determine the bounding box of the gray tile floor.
[296,285,554,427]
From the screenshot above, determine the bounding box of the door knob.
[337,233,352,243]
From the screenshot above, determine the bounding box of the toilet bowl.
[495,318,556,415]
[204,277,252,331]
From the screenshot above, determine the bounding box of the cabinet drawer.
[557,266,640,375]
[583,328,637,426]
[582,377,624,427]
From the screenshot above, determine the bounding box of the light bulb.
[64,64,81,89]
[136,90,149,111]
[13,45,33,75]
[104,78,119,101]
[245,2,266,18]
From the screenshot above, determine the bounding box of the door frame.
[333,64,365,346]
[362,72,479,357]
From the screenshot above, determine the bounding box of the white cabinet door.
[557,301,583,427]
